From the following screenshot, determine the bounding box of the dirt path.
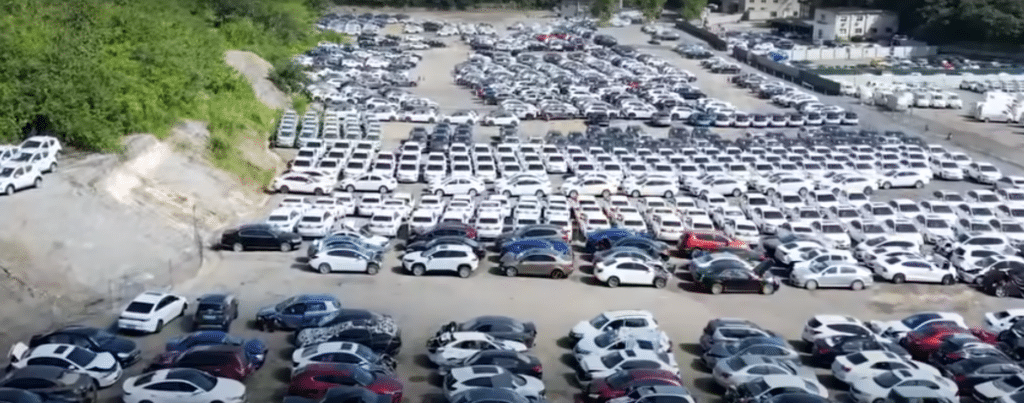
[224,50,290,110]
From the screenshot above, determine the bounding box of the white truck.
[885,92,913,112]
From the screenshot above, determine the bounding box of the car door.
[839,267,859,286]
[25,357,75,371]
[426,250,450,272]
[818,267,841,287]
[156,296,179,322]
[303,302,328,327]
[280,302,308,328]
[901,261,929,282]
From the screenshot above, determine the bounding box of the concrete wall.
[822,73,1024,89]
[778,46,937,61]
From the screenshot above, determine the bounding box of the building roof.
[818,7,897,16]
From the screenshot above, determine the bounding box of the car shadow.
[414,353,436,369]
[675,271,693,281]
[788,339,809,353]
[690,358,710,373]
[578,276,606,287]
[578,265,595,275]
[487,255,501,263]
[557,336,576,349]
[692,377,722,394]
[427,372,444,387]
[560,353,578,370]
[489,266,508,276]
[820,374,846,390]
[279,348,294,360]
[676,281,704,293]
[290,262,310,271]
[390,266,406,274]
[294,257,310,264]
[679,343,703,356]
[273,367,291,383]
[562,373,581,389]
[419,392,448,403]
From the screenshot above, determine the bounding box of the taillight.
[532,365,542,374]
[954,374,966,382]
[842,366,851,371]
[818,347,829,354]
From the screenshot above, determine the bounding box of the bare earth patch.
[224,50,291,111]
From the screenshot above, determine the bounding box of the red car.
[902,322,996,360]
[678,231,747,256]
[150,345,257,381]
[584,369,682,403]
[289,363,403,401]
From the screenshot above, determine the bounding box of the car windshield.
[0,168,13,178]
[168,369,217,391]
[821,224,843,233]
[926,220,946,228]
[66,347,96,367]
[1004,224,1024,232]
[197,303,223,312]
[268,215,290,222]
[590,314,610,328]
[302,216,322,223]
[894,224,915,232]
[601,353,625,368]
[125,302,154,313]
[981,166,998,172]
[594,332,619,348]
[762,211,784,219]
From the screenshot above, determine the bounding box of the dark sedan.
[409,223,477,242]
[944,356,1024,395]
[284,386,392,403]
[29,325,140,366]
[147,345,259,381]
[159,331,268,369]
[442,351,542,378]
[0,366,95,403]
[0,389,47,403]
[436,316,537,347]
[697,266,780,295]
[812,335,909,365]
[585,369,682,403]
[928,335,1007,367]
[220,223,302,252]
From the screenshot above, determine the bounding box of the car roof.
[602,310,655,319]
[133,291,172,303]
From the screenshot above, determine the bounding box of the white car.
[338,173,398,193]
[122,368,246,403]
[723,218,760,245]
[409,209,441,235]
[443,110,480,125]
[396,161,420,183]
[367,211,403,237]
[402,109,438,123]
[883,218,925,247]
[308,246,382,275]
[878,170,930,189]
[7,343,123,387]
[443,366,545,399]
[650,214,685,242]
[4,150,57,174]
[402,244,479,278]
[847,369,957,403]
[272,172,333,195]
[266,207,302,232]
[774,241,826,266]
[570,310,658,342]
[712,356,818,389]
[983,309,1024,333]
[800,315,871,343]
[622,176,679,198]
[931,159,965,180]
[116,291,188,333]
[913,215,955,245]
[296,209,336,238]
[475,212,504,239]
[813,221,852,249]
[427,332,529,367]
[481,111,520,126]
[0,164,42,196]
[577,350,679,385]
[752,207,787,235]
[831,350,941,383]
[429,176,486,197]
[868,312,968,341]
[594,258,669,288]
[495,175,551,197]
[875,256,956,284]
[19,136,62,155]
[573,328,672,357]
[291,342,391,375]
[968,162,1003,185]
[562,176,618,198]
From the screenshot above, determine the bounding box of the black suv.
[220,223,302,252]
[192,294,239,331]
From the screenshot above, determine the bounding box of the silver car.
[712,355,819,388]
[790,263,874,290]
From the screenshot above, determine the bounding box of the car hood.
[572,322,598,338]
[973,381,1006,400]
[100,337,138,356]
[705,343,735,358]
[578,354,605,373]
[211,378,246,400]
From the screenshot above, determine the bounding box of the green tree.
[637,0,667,21]
[591,0,615,23]
[679,0,706,20]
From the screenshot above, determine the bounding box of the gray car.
[789,263,874,290]
[712,355,818,388]
[609,385,695,403]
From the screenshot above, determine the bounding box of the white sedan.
[562,176,618,198]
[402,109,438,123]
[427,332,528,367]
[577,350,679,385]
[272,173,333,195]
[308,248,382,275]
[4,150,58,174]
[832,351,941,384]
[9,343,122,387]
[338,173,398,193]
[443,366,545,400]
[482,111,520,126]
[428,176,486,197]
[122,369,246,403]
[116,291,188,334]
[877,170,930,189]
[0,164,42,196]
[622,176,679,198]
[442,110,479,125]
[495,175,551,197]
[875,256,957,285]
[847,369,957,403]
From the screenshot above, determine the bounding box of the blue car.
[255,294,342,331]
[500,238,571,256]
[158,331,268,369]
[584,228,652,253]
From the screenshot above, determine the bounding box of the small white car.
[8,343,123,387]
[4,150,57,174]
[296,209,336,238]
[272,172,333,195]
[266,207,302,232]
[367,211,403,237]
[443,366,544,400]
[409,209,441,235]
[577,350,679,385]
[122,368,246,403]
[878,170,930,189]
[442,110,480,125]
[402,244,479,278]
[427,332,529,367]
[650,214,685,242]
[712,355,817,389]
[594,257,670,288]
[116,291,188,333]
[481,110,520,126]
[831,350,940,383]
[573,328,672,357]
[967,162,1003,185]
[875,256,956,285]
[0,164,42,196]
[800,315,871,344]
[402,108,438,123]
[931,159,965,180]
[622,175,679,198]
[983,309,1024,333]
[846,369,957,403]
[308,247,382,275]
[429,176,486,197]
[338,173,398,193]
[291,342,391,375]
[569,310,659,342]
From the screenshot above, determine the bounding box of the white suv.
[403,244,479,278]
[0,164,42,196]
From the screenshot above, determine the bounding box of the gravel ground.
[54,16,1024,403]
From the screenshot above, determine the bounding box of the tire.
[631,190,641,197]
[892,273,906,284]
[664,191,674,199]
[346,185,356,192]
[798,188,808,197]
[155,320,164,333]
[366,263,380,275]
[996,283,1009,298]
[732,188,742,197]
[318,263,332,274]
[628,113,637,119]
[882,182,892,189]
[279,186,290,194]
[314,188,324,196]
[606,276,620,288]
[602,189,611,198]
[3,185,11,196]
[232,243,244,252]
[457,266,472,278]
[710,283,724,294]
[535,189,544,197]
[551,270,566,279]
[379,186,388,193]
[428,118,436,123]
[505,267,518,277]
[761,284,776,295]
[503,190,512,198]
[434,189,444,196]
[653,278,667,288]
[569,190,579,198]
[805,280,818,290]
[33,178,41,188]
[915,181,924,189]
[470,189,478,197]
[671,114,679,120]
[941,275,954,285]
[864,187,873,195]
[412,264,426,276]
[280,243,291,252]
[49,162,56,172]
[850,280,864,291]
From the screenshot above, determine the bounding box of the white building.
[812,7,898,41]
[721,0,802,20]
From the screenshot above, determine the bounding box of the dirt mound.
[224,50,290,110]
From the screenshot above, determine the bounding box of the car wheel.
[504,266,518,277]
[805,280,817,290]
[379,186,389,193]
[798,188,808,197]
[366,263,380,275]
[606,276,620,288]
[467,120,475,125]
[232,242,244,252]
[318,263,332,274]
[412,264,426,276]
[503,190,512,198]
[33,178,41,188]
[732,188,742,197]
[850,280,864,291]
[864,187,873,195]
[710,283,724,294]
[663,191,674,199]
[653,278,667,288]
[602,189,611,198]
[155,320,164,332]
[470,188,478,197]
[279,186,290,194]
[882,182,892,189]
[535,189,545,197]
[569,190,579,198]
[761,284,776,294]
[915,181,925,189]
[996,283,1009,298]
[49,162,56,173]
[892,273,906,284]
[314,188,324,196]
[457,265,472,278]
[434,189,444,196]
[671,114,679,120]
[631,190,641,197]
[941,275,954,285]
[551,270,566,279]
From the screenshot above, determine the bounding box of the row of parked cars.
[0,136,61,196]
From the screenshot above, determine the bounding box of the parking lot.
[25,13,1024,403]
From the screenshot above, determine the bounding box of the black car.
[944,356,1024,395]
[0,367,95,403]
[435,316,537,347]
[220,223,302,252]
[192,294,239,331]
[702,336,788,367]
[998,321,1024,360]
[294,309,402,356]
[928,335,1006,366]
[405,236,485,259]
[29,325,140,366]
[980,267,1024,298]
[408,223,477,243]
[444,350,542,378]
[697,266,780,295]
[811,335,909,365]
[284,386,391,403]
[0,389,47,403]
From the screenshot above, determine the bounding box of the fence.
[822,72,1024,88]
[777,45,938,61]
[675,20,727,51]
